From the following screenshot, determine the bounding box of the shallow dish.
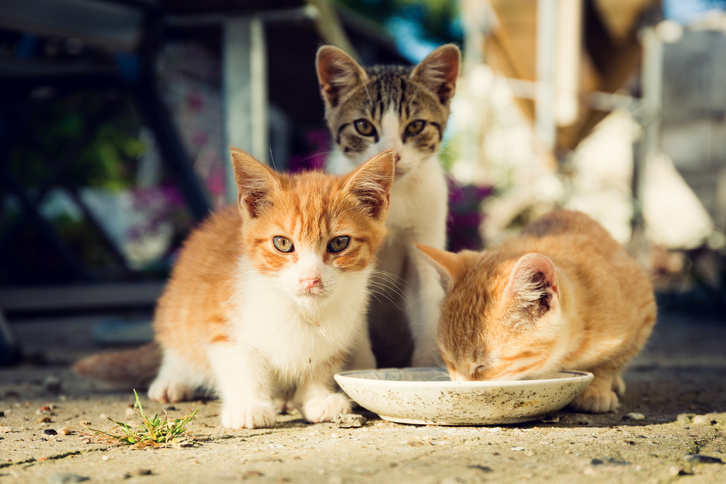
[334,367,593,426]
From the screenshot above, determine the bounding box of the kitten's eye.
[272,236,294,253]
[405,120,426,136]
[354,119,376,137]
[327,235,350,253]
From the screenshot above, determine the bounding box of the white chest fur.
[224,259,372,384]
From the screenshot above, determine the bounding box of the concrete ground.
[1,309,725,483]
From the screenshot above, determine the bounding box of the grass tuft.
[87,389,197,448]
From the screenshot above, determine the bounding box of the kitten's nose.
[300,277,322,289]
[394,153,401,164]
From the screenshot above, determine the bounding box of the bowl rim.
[335,367,594,388]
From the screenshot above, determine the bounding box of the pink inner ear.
[504,253,558,301]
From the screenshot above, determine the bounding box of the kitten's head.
[417,245,564,382]
[231,147,394,309]
[316,44,460,177]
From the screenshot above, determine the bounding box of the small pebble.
[134,468,152,476]
[511,446,525,451]
[243,470,263,478]
[468,465,493,473]
[333,414,367,428]
[59,427,73,435]
[99,413,109,420]
[44,429,58,436]
[47,473,89,483]
[38,416,52,423]
[668,466,687,476]
[0,411,4,417]
[692,415,714,425]
[165,406,177,411]
[125,408,136,417]
[624,412,645,421]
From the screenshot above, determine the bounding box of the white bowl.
[334,367,593,426]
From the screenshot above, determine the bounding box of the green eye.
[327,236,350,253]
[273,236,294,253]
[405,120,425,136]
[354,119,376,137]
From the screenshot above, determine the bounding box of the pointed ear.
[230,147,280,220]
[343,150,395,219]
[410,43,460,105]
[416,244,469,292]
[504,253,559,318]
[316,45,368,109]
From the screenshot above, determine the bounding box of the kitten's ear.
[230,147,280,220]
[410,44,460,106]
[415,244,468,292]
[343,150,395,219]
[316,45,368,109]
[504,253,559,318]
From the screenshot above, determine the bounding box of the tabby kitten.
[417,210,657,413]
[316,44,460,368]
[76,149,395,428]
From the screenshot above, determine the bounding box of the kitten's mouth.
[297,286,327,299]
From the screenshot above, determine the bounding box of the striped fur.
[417,210,657,413]
[316,44,460,367]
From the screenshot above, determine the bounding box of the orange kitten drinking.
[417,210,656,413]
[76,148,394,428]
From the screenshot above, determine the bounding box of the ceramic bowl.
[334,367,593,425]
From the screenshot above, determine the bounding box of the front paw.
[300,392,351,423]
[570,386,619,413]
[148,379,194,403]
[221,401,277,429]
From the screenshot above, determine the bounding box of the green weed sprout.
[89,389,197,447]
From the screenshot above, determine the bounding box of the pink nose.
[300,277,321,289]
[394,153,401,163]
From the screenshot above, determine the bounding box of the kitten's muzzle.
[300,277,322,290]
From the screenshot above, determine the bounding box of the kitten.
[416,210,657,413]
[316,44,460,368]
[75,148,395,428]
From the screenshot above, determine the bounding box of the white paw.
[221,401,277,429]
[300,392,351,423]
[570,386,619,413]
[148,379,194,403]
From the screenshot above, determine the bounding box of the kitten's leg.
[407,251,445,367]
[570,367,622,413]
[207,342,277,429]
[149,349,209,403]
[294,364,351,423]
[612,374,626,396]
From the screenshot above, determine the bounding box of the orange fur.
[418,210,657,413]
[75,150,395,428]
[73,343,161,387]
[152,149,392,376]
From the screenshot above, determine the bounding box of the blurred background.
[0,0,724,366]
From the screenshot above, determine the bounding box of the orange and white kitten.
[77,149,394,429]
[417,210,657,413]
